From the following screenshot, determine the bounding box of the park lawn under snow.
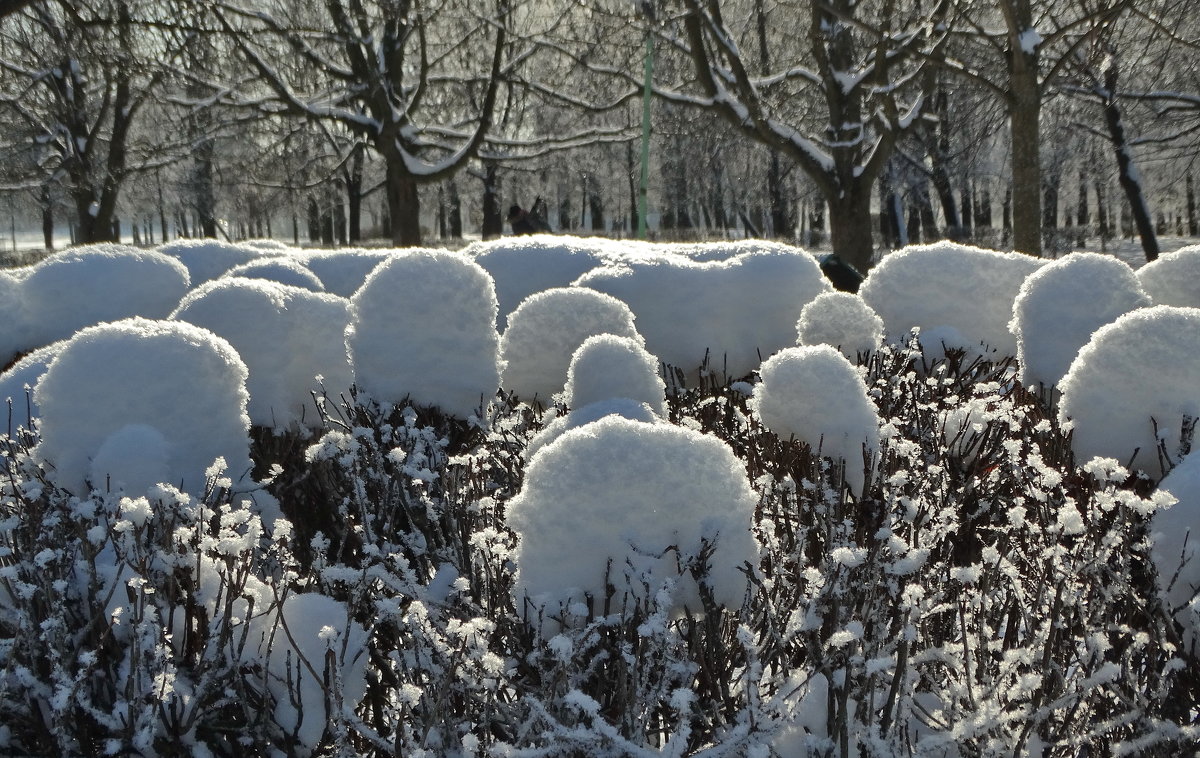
[1,236,1199,756]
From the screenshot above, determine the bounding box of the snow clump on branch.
[1010,252,1150,390]
[347,249,501,418]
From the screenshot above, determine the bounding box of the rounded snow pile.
[0,270,32,368]
[797,291,885,357]
[297,248,393,298]
[18,245,191,354]
[524,398,663,464]
[564,334,667,416]
[508,416,759,623]
[33,318,253,496]
[1151,451,1200,655]
[1136,245,1200,308]
[751,345,881,494]
[0,340,68,428]
[499,287,641,404]
[465,235,617,327]
[223,256,326,292]
[171,278,353,430]
[156,238,272,285]
[860,241,1044,358]
[347,249,501,417]
[577,244,831,382]
[1058,305,1200,478]
[1010,253,1150,390]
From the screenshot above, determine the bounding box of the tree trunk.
[1187,175,1197,236]
[307,197,320,243]
[1006,0,1043,256]
[194,137,217,238]
[449,180,463,238]
[481,163,502,239]
[386,157,422,246]
[828,189,874,273]
[1102,65,1157,261]
[41,186,53,250]
[1095,178,1109,241]
[347,146,363,243]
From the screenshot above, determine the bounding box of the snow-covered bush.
[223,256,326,292]
[296,248,392,297]
[1058,305,1200,478]
[576,244,830,383]
[156,238,269,285]
[797,290,885,357]
[860,241,1043,358]
[1010,252,1150,390]
[507,416,760,627]
[1137,244,1200,308]
[750,345,880,494]
[0,340,66,429]
[524,397,663,463]
[563,333,667,416]
[1151,451,1200,656]
[465,234,616,327]
[0,270,33,369]
[171,278,353,430]
[33,318,254,496]
[347,249,501,418]
[17,245,191,356]
[498,287,641,404]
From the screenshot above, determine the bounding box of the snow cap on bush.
[18,245,191,354]
[0,270,33,368]
[499,287,641,404]
[0,339,67,428]
[465,235,618,327]
[1151,451,1200,655]
[1136,245,1200,308]
[564,334,667,416]
[347,249,501,417]
[171,278,353,429]
[860,242,1044,358]
[797,291,885,357]
[508,416,759,626]
[156,238,271,285]
[1010,252,1150,389]
[750,345,881,494]
[296,248,392,297]
[1058,305,1200,478]
[524,397,663,463]
[576,244,830,382]
[223,256,326,292]
[33,317,253,496]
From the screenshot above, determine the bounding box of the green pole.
[637,29,653,239]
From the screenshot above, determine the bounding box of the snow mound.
[525,398,663,463]
[297,248,393,297]
[33,318,253,496]
[250,592,369,757]
[576,244,830,383]
[1152,451,1200,655]
[1136,245,1200,308]
[499,287,641,404]
[0,340,68,429]
[223,257,326,292]
[465,235,617,327]
[156,238,272,285]
[1058,305,1200,478]
[0,270,33,369]
[240,239,293,252]
[347,250,500,417]
[18,245,191,355]
[860,242,1044,359]
[1010,253,1150,390]
[508,416,759,627]
[564,334,667,416]
[171,278,353,430]
[797,291,885,357]
[750,345,881,494]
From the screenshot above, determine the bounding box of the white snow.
[507,416,760,627]
[860,242,1044,359]
[499,287,642,404]
[1010,253,1150,390]
[796,291,885,358]
[1058,305,1200,478]
[33,317,254,496]
[524,397,663,463]
[576,242,830,382]
[1152,451,1200,655]
[563,334,668,417]
[1136,245,1200,308]
[223,256,327,292]
[0,270,33,369]
[750,345,881,494]
[296,248,393,298]
[156,238,273,285]
[17,245,192,356]
[347,249,501,417]
[171,278,353,430]
[0,339,67,429]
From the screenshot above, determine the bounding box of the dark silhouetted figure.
[508,197,551,235]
